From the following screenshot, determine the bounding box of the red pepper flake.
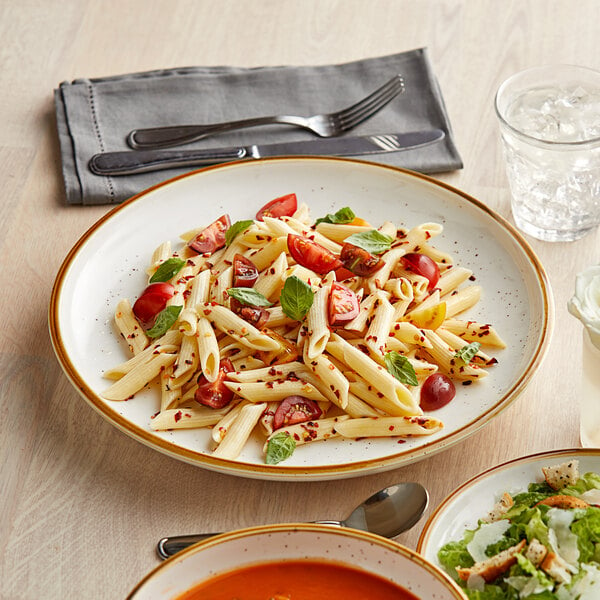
[388,425,395,431]
[203,309,212,316]
[293,433,300,441]
[174,411,182,422]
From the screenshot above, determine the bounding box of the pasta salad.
[102,193,505,464]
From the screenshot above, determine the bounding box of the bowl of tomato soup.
[126,523,466,599]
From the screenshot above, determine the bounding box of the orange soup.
[176,559,420,599]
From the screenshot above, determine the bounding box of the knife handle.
[88,147,247,176]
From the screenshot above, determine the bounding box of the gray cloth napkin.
[54,48,462,205]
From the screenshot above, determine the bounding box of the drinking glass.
[495,65,600,242]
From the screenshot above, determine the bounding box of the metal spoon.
[156,481,428,560]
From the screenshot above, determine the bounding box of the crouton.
[456,539,526,583]
[484,492,514,522]
[541,551,573,584]
[525,538,548,567]
[542,461,579,490]
[535,494,589,510]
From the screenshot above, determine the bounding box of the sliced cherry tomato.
[256,329,300,366]
[420,373,456,411]
[230,297,270,329]
[406,302,446,330]
[256,193,298,221]
[132,282,175,324]
[188,214,231,255]
[334,265,355,281]
[339,243,384,277]
[273,395,322,430]
[195,358,235,409]
[328,282,359,327]
[401,253,440,290]
[232,254,259,287]
[287,234,342,275]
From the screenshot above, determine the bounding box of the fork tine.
[337,76,405,130]
[338,84,404,131]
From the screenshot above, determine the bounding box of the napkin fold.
[54,48,462,205]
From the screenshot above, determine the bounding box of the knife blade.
[88,129,445,176]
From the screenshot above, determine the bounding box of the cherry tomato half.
[256,193,298,221]
[132,282,175,324]
[420,373,456,411]
[256,329,300,366]
[232,254,259,287]
[334,266,355,281]
[339,243,384,277]
[230,297,270,329]
[401,253,440,290]
[273,395,322,430]
[287,234,342,275]
[195,358,235,409]
[188,214,231,255]
[328,282,359,327]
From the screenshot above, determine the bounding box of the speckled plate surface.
[126,523,467,599]
[49,157,553,481]
[417,449,600,572]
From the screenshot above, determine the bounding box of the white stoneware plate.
[49,157,553,481]
[126,523,467,599]
[417,449,600,569]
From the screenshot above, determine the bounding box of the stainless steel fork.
[127,74,405,149]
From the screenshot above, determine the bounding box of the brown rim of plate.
[416,447,600,554]
[125,522,468,599]
[48,156,554,480]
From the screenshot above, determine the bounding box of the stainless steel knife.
[88,129,445,176]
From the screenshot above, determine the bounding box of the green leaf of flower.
[279,276,314,321]
[265,431,296,465]
[226,287,273,307]
[146,305,183,338]
[149,257,186,283]
[384,351,418,386]
[344,230,394,254]
[454,342,481,365]
[314,207,356,226]
[225,220,254,246]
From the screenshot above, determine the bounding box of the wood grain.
[1,1,599,597]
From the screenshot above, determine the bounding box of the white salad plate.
[49,157,553,481]
[417,448,600,568]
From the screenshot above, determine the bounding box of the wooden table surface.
[2,1,600,597]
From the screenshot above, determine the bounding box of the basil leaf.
[146,305,183,338]
[225,219,254,246]
[384,351,418,386]
[279,276,314,321]
[345,230,394,254]
[455,342,481,364]
[149,257,186,283]
[227,287,273,307]
[265,431,296,465]
[315,207,356,226]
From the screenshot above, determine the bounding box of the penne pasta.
[114,298,149,355]
[104,197,504,466]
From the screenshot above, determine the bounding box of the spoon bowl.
[156,481,428,559]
